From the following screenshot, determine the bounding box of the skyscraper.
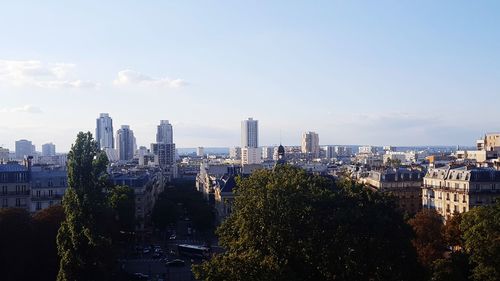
[241,118,258,148]
[15,139,34,159]
[41,143,56,156]
[96,113,114,149]
[301,131,320,158]
[241,118,261,164]
[116,125,135,161]
[152,120,176,175]
[156,120,173,144]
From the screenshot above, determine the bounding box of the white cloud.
[0,59,97,89]
[113,69,188,88]
[0,105,42,114]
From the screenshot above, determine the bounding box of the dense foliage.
[460,200,500,281]
[408,209,445,268]
[0,206,65,281]
[193,165,422,281]
[56,132,114,281]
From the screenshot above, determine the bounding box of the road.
[121,258,195,281]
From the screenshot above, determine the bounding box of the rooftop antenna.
[279,129,282,145]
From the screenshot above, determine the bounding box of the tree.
[0,208,34,281]
[32,205,66,281]
[443,213,463,250]
[461,200,500,281]
[408,209,445,269]
[431,252,471,281]
[56,132,114,281]
[193,165,421,281]
[108,185,136,232]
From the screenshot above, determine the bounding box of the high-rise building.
[241,118,261,164]
[156,120,173,144]
[41,143,56,156]
[197,147,205,157]
[0,147,9,163]
[241,147,262,165]
[229,147,241,160]
[116,125,135,161]
[301,131,320,158]
[324,145,336,159]
[96,113,114,149]
[151,143,176,167]
[241,118,258,148]
[262,146,274,160]
[15,139,34,159]
[152,120,177,176]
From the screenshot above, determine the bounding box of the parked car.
[133,273,149,280]
[165,259,185,267]
[169,234,176,240]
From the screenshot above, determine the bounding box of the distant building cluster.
[3,113,500,226]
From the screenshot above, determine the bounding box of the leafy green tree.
[0,208,34,281]
[151,192,179,230]
[56,132,114,281]
[193,165,421,281]
[461,200,500,281]
[108,185,135,232]
[431,252,471,281]
[32,205,66,281]
[408,209,445,269]
[443,213,463,250]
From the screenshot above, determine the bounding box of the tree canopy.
[56,132,114,281]
[193,165,422,281]
[408,209,445,269]
[461,200,500,281]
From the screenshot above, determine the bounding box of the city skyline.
[1,1,500,150]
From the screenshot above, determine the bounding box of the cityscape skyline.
[1,1,500,150]
[0,112,489,153]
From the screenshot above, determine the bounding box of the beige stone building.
[361,168,425,214]
[422,166,500,219]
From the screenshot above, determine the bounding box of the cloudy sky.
[1,1,499,152]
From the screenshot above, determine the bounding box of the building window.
[49,201,53,206]
[36,202,42,210]
[15,198,21,207]
[2,198,7,207]
[446,193,450,200]
[48,190,53,197]
[454,194,458,202]
[1,186,7,194]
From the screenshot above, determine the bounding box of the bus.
[177,244,210,259]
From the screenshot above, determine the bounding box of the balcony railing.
[31,194,63,201]
[0,191,31,196]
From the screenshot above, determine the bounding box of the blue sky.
[0,1,499,151]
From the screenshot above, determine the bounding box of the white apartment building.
[301,131,320,158]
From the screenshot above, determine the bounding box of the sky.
[0,0,499,152]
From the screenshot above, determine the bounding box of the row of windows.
[425,180,497,191]
[1,198,27,208]
[1,185,28,194]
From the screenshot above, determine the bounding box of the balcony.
[31,194,63,201]
[0,191,31,196]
